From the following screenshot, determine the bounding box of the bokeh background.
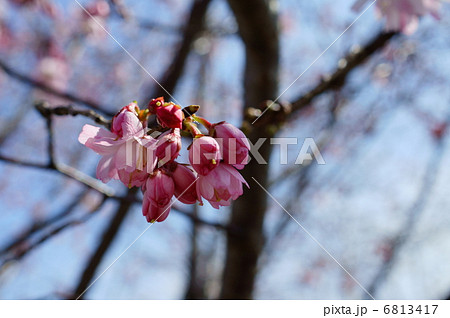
[0,0,450,299]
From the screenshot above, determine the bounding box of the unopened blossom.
[142,169,174,222]
[142,193,172,223]
[353,0,442,34]
[189,136,221,176]
[148,97,165,113]
[111,102,143,138]
[196,163,248,209]
[148,97,184,129]
[212,122,250,170]
[117,169,149,188]
[155,128,182,166]
[170,163,198,204]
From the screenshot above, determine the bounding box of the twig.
[108,0,129,20]
[71,187,138,299]
[0,189,91,256]
[246,31,397,130]
[364,133,447,298]
[0,154,116,197]
[35,101,111,129]
[144,0,212,101]
[0,197,106,269]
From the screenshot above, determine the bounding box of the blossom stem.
[184,120,203,137]
[192,114,212,130]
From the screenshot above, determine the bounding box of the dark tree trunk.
[220,0,280,299]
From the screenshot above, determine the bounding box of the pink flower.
[170,163,198,204]
[196,164,248,209]
[111,103,144,139]
[142,170,174,222]
[156,103,184,129]
[148,97,184,129]
[79,106,157,185]
[155,128,182,166]
[118,169,149,188]
[352,0,442,34]
[213,122,250,170]
[148,97,165,113]
[189,136,221,176]
[86,0,110,17]
[142,194,171,223]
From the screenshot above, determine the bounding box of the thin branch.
[144,0,212,101]
[0,189,91,257]
[35,103,56,168]
[35,101,111,129]
[108,0,130,20]
[107,0,234,37]
[0,59,114,117]
[0,154,116,197]
[364,133,447,298]
[174,204,228,231]
[0,152,224,230]
[71,187,138,300]
[0,197,106,270]
[245,31,397,130]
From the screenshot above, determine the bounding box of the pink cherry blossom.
[118,169,149,188]
[213,122,250,170]
[196,163,249,209]
[155,128,182,166]
[78,106,156,185]
[148,97,184,129]
[148,97,165,113]
[111,102,144,139]
[156,103,184,129]
[353,0,442,34]
[142,169,174,222]
[170,163,198,204]
[142,193,171,223]
[189,136,221,176]
[80,98,251,223]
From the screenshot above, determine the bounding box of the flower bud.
[171,163,198,204]
[144,169,174,208]
[142,194,171,223]
[155,128,182,166]
[189,136,221,176]
[111,102,143,139]
[148,97,165,113]
[156,102,184,129]
[213,122,250,169]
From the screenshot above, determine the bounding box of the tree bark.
[220,0,280,299]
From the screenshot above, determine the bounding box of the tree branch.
[145,0,212,101]
[71,187,137,300]
[0,189,91,257]
[35,101,111,129]
[365,132,447,298]
[245,31,397,131]
[0,195,106,270]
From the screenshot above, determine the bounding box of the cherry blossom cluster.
[353,0,443,34]
[78,97,250,223]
